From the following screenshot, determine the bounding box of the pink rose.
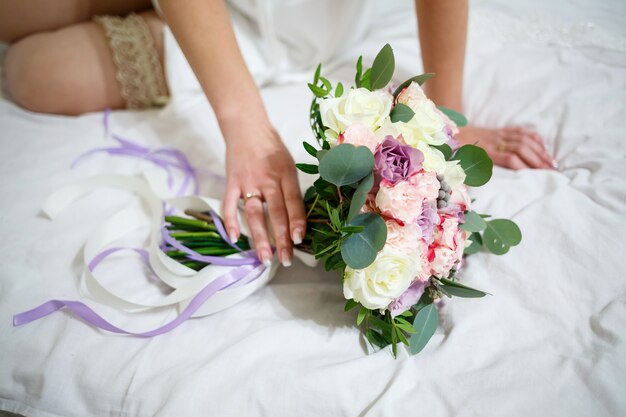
[449,184,471,210]
[338,123,379,153]
[375,180,424,223]
[409,172,440,201]
[440,217,460,248]
[385,220,426,255]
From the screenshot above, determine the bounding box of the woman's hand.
[220,117,306,268]
[456,125,557,170]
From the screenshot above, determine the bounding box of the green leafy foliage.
[318,144,374,186]
[460,211,487,232]
[483,219,522,255]
[389,103,415,123]
[335,82,344,97]
[347,173,374,222]
[392,73,436,98]
[439,278,488,298]
[295,163,319,174]
[433,143,453,160]
[340,213,387,269]
[370,44,395,90]
[452,144,493,187]
[355,56,363,87]
[409,303,439,354]
[437,105,468,127]
[464,232,483,255]
[302,141,317,158]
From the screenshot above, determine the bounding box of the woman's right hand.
[220,116,306,268]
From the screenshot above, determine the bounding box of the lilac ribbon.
[13,110,266,336]
[13,263,265,336]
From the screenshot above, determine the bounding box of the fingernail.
[281,249,292,267]
[552,159,559,169]
[261,250,273,267]
[292,228,303,245]
[229,230,238,243]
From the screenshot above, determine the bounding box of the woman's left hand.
[456,125,557,170]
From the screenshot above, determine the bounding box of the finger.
[281,172,306,246]
[222,182,241,243]
[503,126,546,150]
[493,152,529,170]
[244,196,273,266]
[505,132,554,169]
[263,184,293,267]
[506,141,548,169]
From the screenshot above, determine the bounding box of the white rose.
[443,160,466,189]
[416,141,446,174]
[319,88,392,136]
[343,246,420,310]
[395,82,448,146]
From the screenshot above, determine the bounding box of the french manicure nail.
[552,159,559,169]
[229,230,238,243]
[281,250,292,267]
[261,250,273,267]
[292,229,303,245]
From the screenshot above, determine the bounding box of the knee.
[5,34,57,113]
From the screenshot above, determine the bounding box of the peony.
[409,171,441,201]
[375,180,425,223]
[343,246,420,310]
[320,88,392,136]
[385,220,425,255]
[395,82,449,146]
[339,123,379,153]
[374,136,424,185]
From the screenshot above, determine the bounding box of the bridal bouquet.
[290,44,522,356]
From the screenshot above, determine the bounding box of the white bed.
[1,0,626,416]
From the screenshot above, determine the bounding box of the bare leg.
[4,10,165,115]
[0,0,152,43]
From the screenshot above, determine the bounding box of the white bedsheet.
[1,0,626,416]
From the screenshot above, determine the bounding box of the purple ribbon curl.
[13,109,265,336]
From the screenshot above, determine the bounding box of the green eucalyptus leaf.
[340,213,387,269]
[439,278,488,298]
[341,225,365,234]
[483,219,522,255]
[318,144,374,186]
[437,105,468,127]
[295,163,319,175]
[409,303,439,355]
[347,172,374,222]
[392,73,436,98]
[390,103,415,123]
[413,291,433,311]
[461,211,487,232]
[370,43,395,90]
[433,143,453,160]
[451,144,493,187]
[464,232,483,255]
[316,149,327,161]
[335,82,344,97]
[302,141,317,157]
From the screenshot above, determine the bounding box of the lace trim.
[95,13,169,109]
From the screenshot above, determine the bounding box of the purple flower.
[389,280,428,317]
[374,136,424,185]
[417,201,440,245]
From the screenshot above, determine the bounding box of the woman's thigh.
[4,10,165,115]
[0,0,153,43]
